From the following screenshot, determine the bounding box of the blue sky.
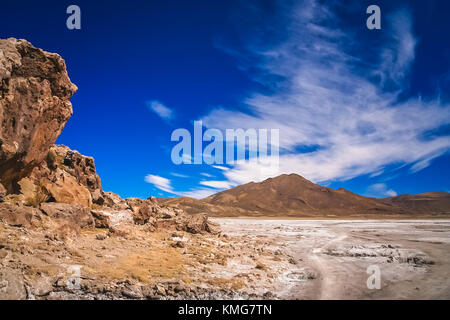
[1,0,450,199]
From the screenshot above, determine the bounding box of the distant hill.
[160,174,450,218]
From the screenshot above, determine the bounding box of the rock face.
[40,202,94,229]
[48,145,102,191]
[26,144,103,207]
[0,40,102,208]
[0,38,77,192]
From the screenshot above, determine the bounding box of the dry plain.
[212,218,450,299]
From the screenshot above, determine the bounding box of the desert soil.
[212,218,450,299]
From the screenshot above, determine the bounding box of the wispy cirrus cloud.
[199,1,450,187]
[144,174,174,194]
[200,172,214,178]
[145,174,220,199]
[170,172,189,178]
[211,165,229,171]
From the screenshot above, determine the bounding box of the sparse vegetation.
[25,185,50,208]
[207,277,246,291]
[98,248,186,282]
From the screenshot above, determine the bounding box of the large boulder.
[183,213,220,235]
[103,191,129,210]
[126,198,159,225]
[40,202,94,229]
[90,209,111,228]
[39,171,92,207]
[0,38,77,192]
[48,145,102,192]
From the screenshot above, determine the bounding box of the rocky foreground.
[0,38,297,300]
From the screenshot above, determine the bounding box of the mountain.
[381,192,450,215]
[161,174,450,218]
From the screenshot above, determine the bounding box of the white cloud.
[144,174,174,194]
[365,183,397,198]
[212,165,229,171]
[145,174,225,199]
[200,172,214,178]
[199,1,450,187]
[170,172,189,178]
[378,9,417,85]
[200,180,235,189]
[146,100,173,120]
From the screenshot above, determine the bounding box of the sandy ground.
[212,218,450,300]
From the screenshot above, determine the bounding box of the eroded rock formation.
[0,38,221,300]
[0,38,77,192]
[27,144,103,207]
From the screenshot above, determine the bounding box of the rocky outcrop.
[126,197,153,225]
[39,172,92,207]
[0,38,77,192]
[91,194,221,235]
[0,38,223,301]
[183,213,220,235]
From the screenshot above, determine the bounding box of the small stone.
[96,233,107,240]
[122,286,142,299]
[154,284,166,296]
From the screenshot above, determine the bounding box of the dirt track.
[213,219,450,299]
